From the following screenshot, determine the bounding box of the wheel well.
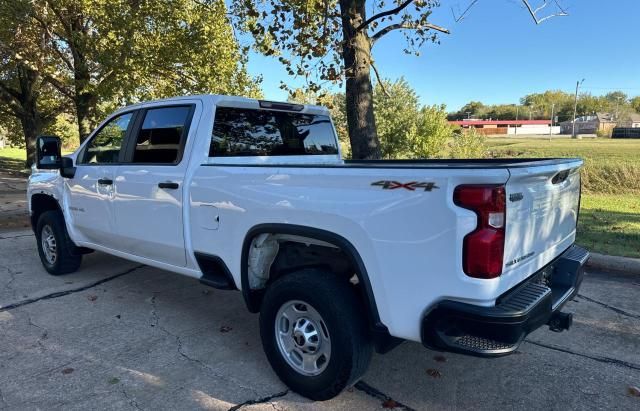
[241,225,383,326]
[241,224,400,354]
[30,193,62,232]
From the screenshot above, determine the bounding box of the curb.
[586,252,640,275]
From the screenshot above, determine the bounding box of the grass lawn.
[0,147,28,174]
[577,194,640,258]
[488,137,640,258]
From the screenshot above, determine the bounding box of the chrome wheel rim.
[275,300,331,376]
[41,225,57,265]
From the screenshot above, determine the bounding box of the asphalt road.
[1,230,639,410]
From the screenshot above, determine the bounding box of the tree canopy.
[0,0,260,165]
[230,0,571,159]
[449,89,640,123]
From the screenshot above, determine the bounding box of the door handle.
[158,182,179,189]
[98,178,113,185]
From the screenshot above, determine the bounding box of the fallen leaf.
[87,295,97,302]
[61,368,74,375]
[202,290,211,295]
[219,325,232,333]
[433,355,447,363]
[382,399,399,409]
[426,369,442,378]
[115,315,121,319]
[629,386,640,397]
[108,377,120,384]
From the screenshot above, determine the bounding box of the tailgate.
[503,159,583,277]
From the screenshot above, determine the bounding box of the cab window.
[81,112,133,164]
[130,106,192,164]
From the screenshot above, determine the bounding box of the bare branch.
[370,22,450,45]
[29,14,74,71]
[355,0,415,32]
[522,0,568,24]
[451,0,480,22]
[370,61,390,98]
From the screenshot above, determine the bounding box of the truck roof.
[112,94,331,116]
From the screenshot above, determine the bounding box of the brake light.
[454,185,506,279]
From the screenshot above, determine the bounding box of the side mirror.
[36,135,62,169]
[60,157,76,179]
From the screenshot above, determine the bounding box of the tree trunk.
[70,18,96,143]
[339,0,381,160]
[74,59,95,142]
[20,115,40,168]
[75,91,94,143]
[18,67,43,168]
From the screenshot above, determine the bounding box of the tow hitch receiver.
[548,311,573,332]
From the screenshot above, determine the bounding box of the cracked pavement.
[0,230,639,410]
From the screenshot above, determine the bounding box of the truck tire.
[259,268,372,400]
[36,210,82,275]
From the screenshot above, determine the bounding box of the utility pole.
[572,79,585,139]
[515,105,519,136]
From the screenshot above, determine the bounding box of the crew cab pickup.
[29,95,589,400]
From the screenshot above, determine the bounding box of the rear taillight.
[454,185,506,279]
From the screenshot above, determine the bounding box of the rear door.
[111,103,198,267]
[68,111,136,248]
[503,160,583,276]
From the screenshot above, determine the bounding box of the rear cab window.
[209,107,339,157]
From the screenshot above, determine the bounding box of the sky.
[244,0,640,111]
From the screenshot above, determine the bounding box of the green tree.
[520,90,573,120]
[374,78,451,159]
[576,93,608,117]
[459,101,485,119]
[631,96,640,113]
[230,1,569,159]
[449,127,485,158]
[413,104,453,158]
[0,1,68,166]
[230,0,449,160]
[374,78,420,159]
[25,0,259,141]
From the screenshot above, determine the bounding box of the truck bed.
[205,158,582,169]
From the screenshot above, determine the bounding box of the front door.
[112,103,197,267]
[67,111,136,248]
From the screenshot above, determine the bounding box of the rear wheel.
[259,268,372,400]
[36,211,82,275]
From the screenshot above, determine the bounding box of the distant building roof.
[596,112,616,123]
[449,120,551,126]
[628,113,640,122]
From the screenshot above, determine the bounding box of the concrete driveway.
[1,230,639,410]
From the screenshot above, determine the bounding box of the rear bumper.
[421,244,589,356]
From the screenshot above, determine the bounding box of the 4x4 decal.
[371,180,439,191]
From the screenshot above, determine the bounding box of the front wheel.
[259,269,372,400]
[36,210,82,275]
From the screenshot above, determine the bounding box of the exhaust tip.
[548,312,573,332]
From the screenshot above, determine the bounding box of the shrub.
[411,105,454,158]
[449,128,487,158]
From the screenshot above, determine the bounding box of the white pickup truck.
[29,94,589,400]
